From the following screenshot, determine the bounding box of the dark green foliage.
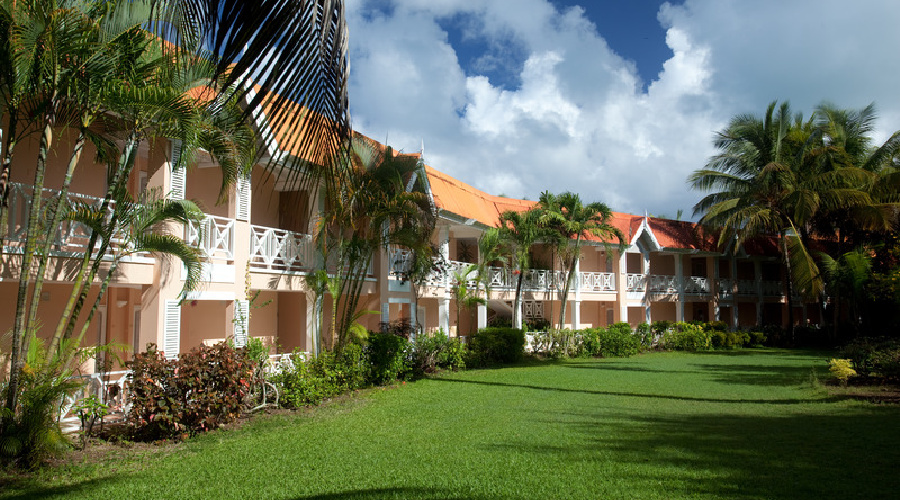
[273,346,368,408]
[407,331,466,377]
[366,332,411,385]
[580,323,640,358]
[840,337,900,378]
[0,369,80,468]
[597,323,640,357]
[710,330,752,349]
[524,317,551,332]
[126,343,253,440]
[660,322,712,351]
[468,327,525,366]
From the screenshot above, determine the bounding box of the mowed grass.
[4,349,899,499]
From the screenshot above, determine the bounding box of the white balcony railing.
[761,280,784,297]
[737,279,758,295]
[579,272,615,292]
[649,274,677,293]
[4,183,134,256]
[388,245,414,277]
[626,273,646,292]
[186,214,234,260]
[685,276,711,295]
[249,225,313,273]
[718,278,735,298]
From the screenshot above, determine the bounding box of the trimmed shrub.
[840,337,900,378]
[595,323,640,358]
[468,327,525,366]
[660,322,711,351]
[366,332,410,385]
[127,343,253,440]
[273,345,368,408]
[407,330,466,376]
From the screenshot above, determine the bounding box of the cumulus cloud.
[346,0,900,217]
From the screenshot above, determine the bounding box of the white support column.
[439,297,451,335]
[731,255,740,330]
[477,303,487,331]
[754,260,764,326]
[618,251,628,323]
[675,255,685,322]
[642,250,651,325]
[713,257,721,321]
[572,259,581,329]
[306,292,321,356]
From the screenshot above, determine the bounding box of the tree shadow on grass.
[292,487,503,500]
[432,377,838,405]
[0,477,109,500]
[691,362,821,387]
[560,362,675,373]
[490,409,900,499]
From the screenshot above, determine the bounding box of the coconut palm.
[315,137,435,349]
[690,101,900,333]
[498,207,544,329]
[538,191,624,335]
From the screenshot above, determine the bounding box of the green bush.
[366,332,410,385]
[840,337,900,378]
[635,323,654,350]
[407,330,466,376]
[468,327,525,366]
[710,329,751,349]
[127,342,254,440]
[273,345,368,408]
[660,322,711,351]
[594,323,640,358]
[748,330,767,346]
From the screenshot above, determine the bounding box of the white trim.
[183,290,236,301]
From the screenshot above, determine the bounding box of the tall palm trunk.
[6,106,55,414]
[513,268,524,329]
[54,131,139,345]
[0,112,19,249]
[781,231,796,342]
[29,128,86,358]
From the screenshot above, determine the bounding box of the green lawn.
[4,349,898,499]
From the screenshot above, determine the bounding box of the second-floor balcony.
[417,258,615,293]
[4,183,134,258]
[249,225,314,273]
[185,214,234,261]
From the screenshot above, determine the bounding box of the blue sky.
[345,0,900,218]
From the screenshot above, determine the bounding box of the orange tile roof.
[647,217,720,252]
[424,165,643,245]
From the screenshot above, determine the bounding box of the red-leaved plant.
[126,343,253,440]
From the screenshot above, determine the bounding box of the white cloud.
[346,0,900,218]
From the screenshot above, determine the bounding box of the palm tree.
[450,264,485,336]
[315,137,435,349]
[690,101,900,334]
[538,191,624,336]
[498,208,544,329]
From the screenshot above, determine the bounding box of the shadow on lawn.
[294,487,502,500]
[492,408,900,499]
[0,477,109,500]
[432,377,836,405]
[692,362,821,387]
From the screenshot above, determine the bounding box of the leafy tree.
[689,101,887,332]
[498,208,545,329]
[315,137,434,350]
[538,191,624,339]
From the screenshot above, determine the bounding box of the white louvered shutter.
[236,177,251,221]
[163,300,181,360]
[233,300,250,347]
[169,139,185,200]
